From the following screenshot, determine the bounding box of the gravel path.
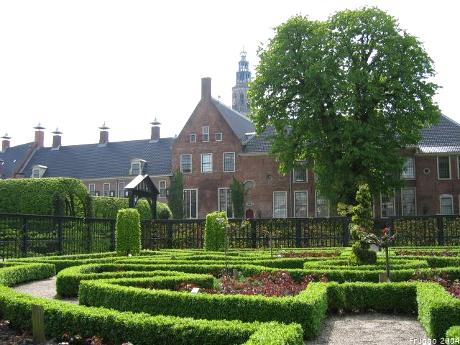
[306,313,430,345]
[13,277,78,304]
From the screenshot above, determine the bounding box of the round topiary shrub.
[116,208,141,256]
[204,211,228,251]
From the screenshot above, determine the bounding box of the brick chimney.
[99,122,109,145]
[201,77,211,101]
[34,123,45,148]
[150,118,161,142]
[52,128,62,149]
[1,134,11,152]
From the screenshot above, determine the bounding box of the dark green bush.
[116,209,141,256]
[0,178,91,216]
[349,241,377,265]
[204,211,228,251]
[93,197,171,220]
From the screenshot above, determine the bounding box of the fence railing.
[1,213,459,258]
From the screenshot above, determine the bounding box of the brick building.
[1,54,460,219]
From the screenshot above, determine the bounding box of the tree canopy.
[249,7,440,204]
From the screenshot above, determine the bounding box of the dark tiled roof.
[0,143,35,178]
[21,138,174,179]
[211,99,255,140]
[419,115,460,153]
[243,126,275,153]
[243,115,460,154]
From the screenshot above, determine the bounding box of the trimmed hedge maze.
[2,247,460,344]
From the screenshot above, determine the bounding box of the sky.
[0,0,458,147]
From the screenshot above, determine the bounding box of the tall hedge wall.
[0,178,92,217]
[93,197,171,220]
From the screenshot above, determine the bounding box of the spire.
[232,50,251,115]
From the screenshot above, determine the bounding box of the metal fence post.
[86,220,92,253]
[295,219,302,247]
[436,216,444,245]
[21,216,28,257]
[251,220,257,248]
[342,217,350,247]
[167,222,174,248]
[110,219,116,251]
[57,218,63,255]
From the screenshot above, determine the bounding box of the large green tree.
[249,7,440,204]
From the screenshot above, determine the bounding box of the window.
[223,152,235,172]
[438,156,451,179]
[215,132,223,142]
[183,189,198,219]
[315,192,330,218]
[201,153,212,173]
[103,183,110,197]
[218,188,233,218]
[189,133,196,143]
[130,159,145,176]
[440,194,453,215]
[88,184,96,196]
[293,167,307,182]
[180,154,192,173]
[118,182,125,198]
[31,165,47,178]
[401,188,416,216]
[159,180,167,198]
[380,192,395,218]
[402,157,415,179]
[294,191,308,218]
[273,191,287,218]
[202,126,209,142]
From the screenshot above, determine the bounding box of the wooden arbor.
[125,175,159,219]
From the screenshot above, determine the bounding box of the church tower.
[232,50,251,115]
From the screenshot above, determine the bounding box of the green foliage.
[168,171,184,219]
[230,178,245,218]
[244,322,303,345]
[93,197,171,220]
[349,241,377,266]
[78,276,327,340]
[446,326,460,342]
[249,7,441,204]
[204,211,228,251]
[116,209,141,256]
[0,177,92,216]
[416,283,460,339]
[0,263,55,286]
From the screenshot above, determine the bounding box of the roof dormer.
[130,158,146,176]
[31,165,47,178]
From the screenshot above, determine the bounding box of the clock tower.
[232,50,251,115]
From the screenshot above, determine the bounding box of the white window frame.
[202,126,209,142]
[180,154,192,174]
[401,157,415,179]
[380,191,395,218]
[293,167,308,182]
[159,180,167,198]
[440,194,454,215]
[31,165,47,178]
[315,191,330,218]
[401,187,417,216]
[103,183,110,197]
[189,133,196,143]
[183,188,198,219]
[201,153,213,173]
[294,190,308,218]
[215,132,223,142]
[117,182,125,198]
[218,187,234,218]
[273,191,287,218]
[437,156,451,180]
[88,183,96,196]
[223,152,236,172]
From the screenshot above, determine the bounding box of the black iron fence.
[1,213,460,258]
